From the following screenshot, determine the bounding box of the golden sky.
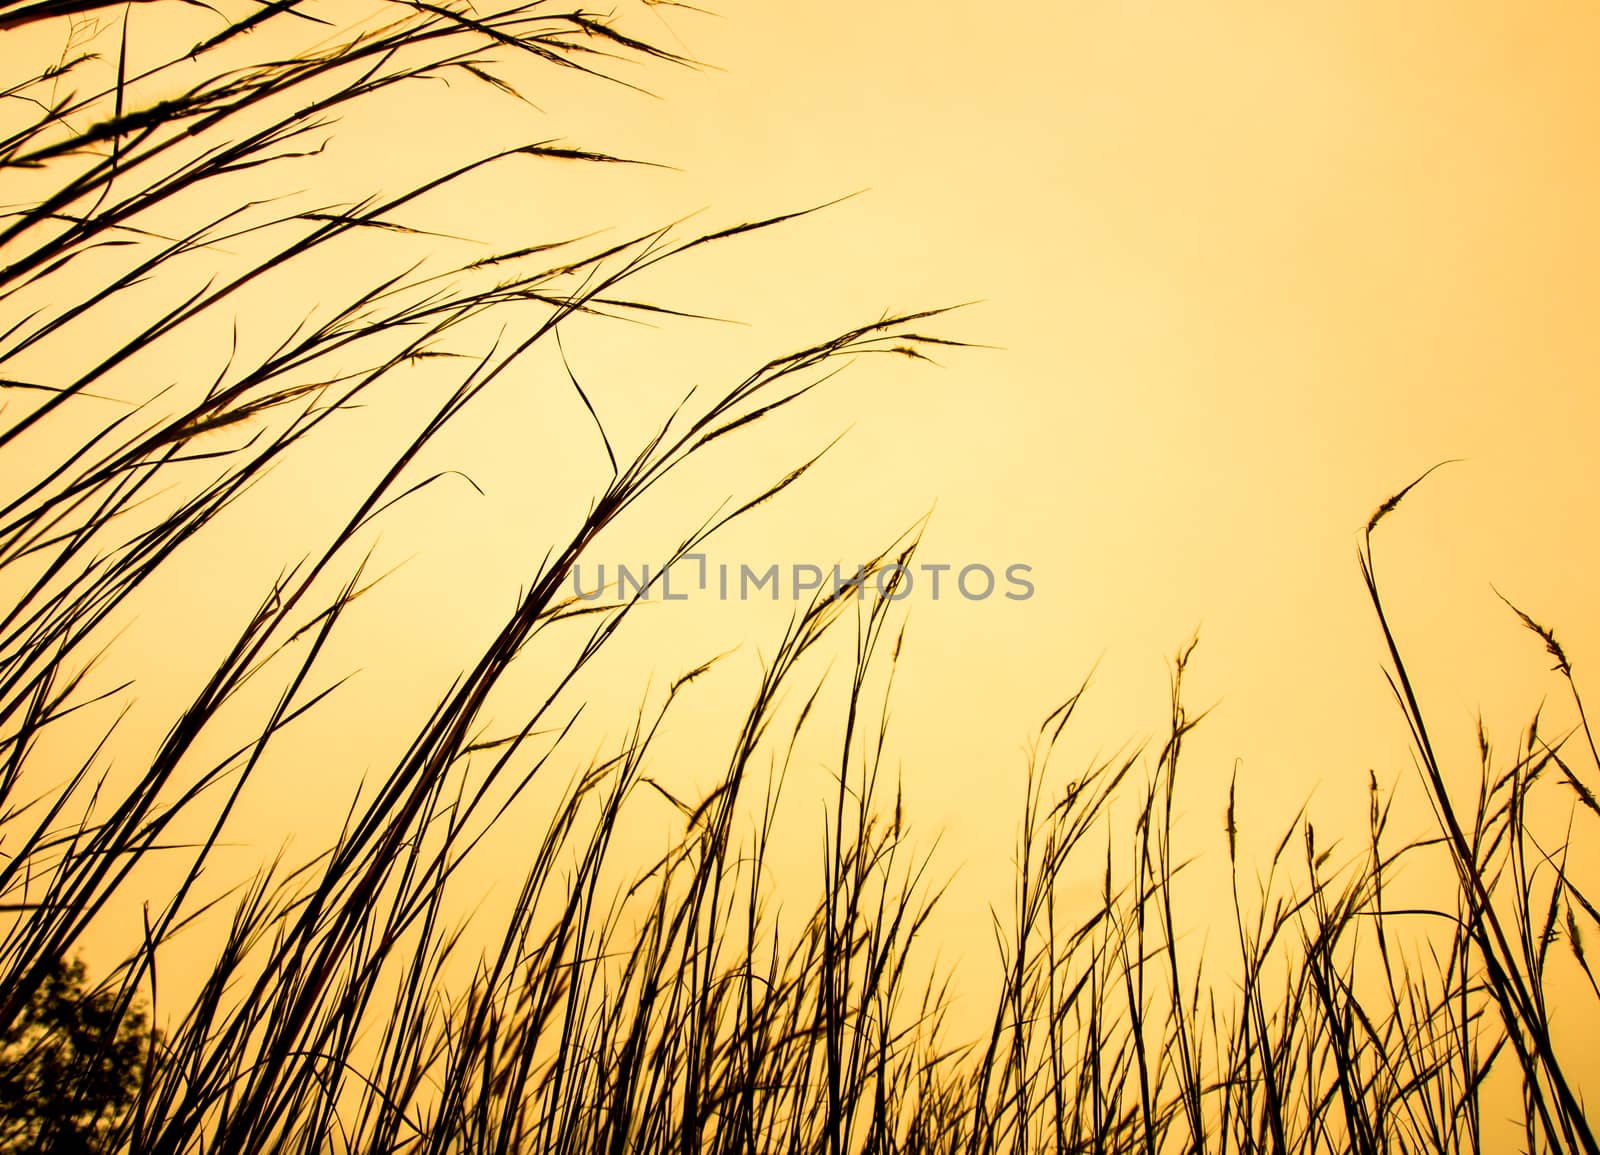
[508,0,1600,897]
[12,0,1600,1085]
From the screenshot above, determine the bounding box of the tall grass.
[2,1,1598,1152]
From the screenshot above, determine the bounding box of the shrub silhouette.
[0,955,150,1154]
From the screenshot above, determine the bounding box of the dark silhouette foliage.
[0,956,151,1154]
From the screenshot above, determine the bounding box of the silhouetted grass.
[3,2,1598,1152]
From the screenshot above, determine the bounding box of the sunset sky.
[456,0,1600,903]
[10,1,1600,1081]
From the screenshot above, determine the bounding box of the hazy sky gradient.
[534,1,1600,881]
[17,1,1599,1068]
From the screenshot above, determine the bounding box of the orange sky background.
[325,0,1600,909]
[10,0,1600,1082]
